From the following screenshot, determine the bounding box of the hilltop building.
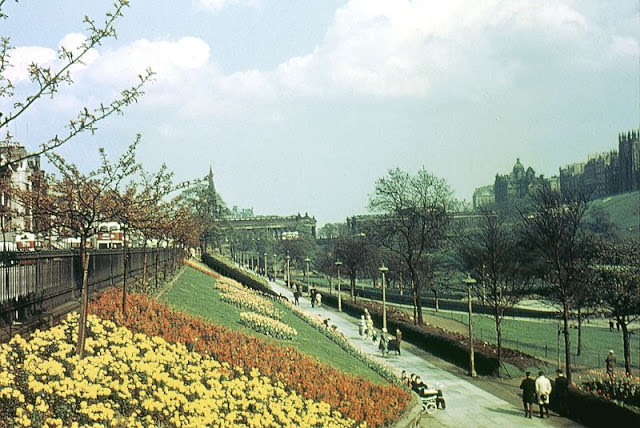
[472,185,494,210]
[492,158,557,206]
[559,129,639,197]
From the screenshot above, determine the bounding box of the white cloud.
[194,0,259,12]
[4,46,56,82]
[611,35,639,57]
[90,37,210,86]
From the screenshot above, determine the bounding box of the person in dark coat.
[553,369,569,417]
[520,371,536,418]
[605,350,616,378]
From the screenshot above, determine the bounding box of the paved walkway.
[269,280,583,428]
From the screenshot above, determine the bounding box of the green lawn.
[160,267,387,383]
[423,307,640,374]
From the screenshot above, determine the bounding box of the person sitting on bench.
[412,376,446,409]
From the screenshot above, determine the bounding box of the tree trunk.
[433,289,439,312]
[620,317,632,375]
[495,314,503,367]
[411,282,418,324]
[414,278,424,325]
[76,239,91,358]
[562,302,572,384]
[121,228,128,319]
[576,308,582,357]
[350,272,356,300]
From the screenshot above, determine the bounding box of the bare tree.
[519,183,590,383]
[459,209,531,367]
[24,142,139,358]
[0,1,153,168]
[334,232,378,301]
[368,167,454,325]
[590,237,640,374]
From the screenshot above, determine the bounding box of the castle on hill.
[473,129,640,209]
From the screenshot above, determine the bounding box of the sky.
[1,0,639,226]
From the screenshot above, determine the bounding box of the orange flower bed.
[90,289,410,427]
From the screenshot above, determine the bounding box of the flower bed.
[216,279,283,320]
[91,288,410,427]
[580,370,640,407]
[0,314,355,427]
[239,312,298,340]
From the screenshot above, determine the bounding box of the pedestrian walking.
[310,288,316,308]
[365,313,373,341]
[519,371,536,418]
[293,290,300,305]
[535,371,552,418]
[378,327,389,357]
[358,315,366,339]
[315,292,322,307]
[553,369,569,417]
[609,320,614,332]
[395,328,403,355]
[605,350,616,378]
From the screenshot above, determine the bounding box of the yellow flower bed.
[0,314,357,427]
[239,312,298,340]
[217,280,283,320]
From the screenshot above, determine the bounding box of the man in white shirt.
[535,371,552,418]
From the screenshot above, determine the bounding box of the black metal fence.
[0,247,185,328]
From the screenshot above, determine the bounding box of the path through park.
[270,280,583,428]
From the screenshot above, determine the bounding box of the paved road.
[270,281,583,428]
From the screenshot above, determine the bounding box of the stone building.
[0,143,40,235]
[472,185,495,209]
[559,129,639,197]
[494,158,538,205]
[619,129,640,193]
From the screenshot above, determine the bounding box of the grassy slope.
[586,190,640,235]
[161,266,387,384]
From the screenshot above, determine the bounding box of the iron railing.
[0,247,185,327]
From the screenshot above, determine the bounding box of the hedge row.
[201,253,280,299]
[551,383,640,426]
[320,293,500,376]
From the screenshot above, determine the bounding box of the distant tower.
[619,130,640,192]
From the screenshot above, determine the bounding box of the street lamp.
[463,274,477,377]
[273,254,277,281]
[379,264,389,331]
[335,260,343,312]
[286,253,291,288]
[264,253,268,278]
[305,257,311,295]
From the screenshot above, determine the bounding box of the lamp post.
[273,254,277,281]
[264,253,268,278]
[335,260,343,312]
[286,253,291,288]
[379,264,389,331]
[464,274,477,377]
[305,257,311,295]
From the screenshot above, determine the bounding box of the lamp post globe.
[463,274,478,377]
[335,260,343,311]
[264,253,268,277]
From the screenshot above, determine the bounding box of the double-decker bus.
[92,222,124,249]
[15,232,37,251]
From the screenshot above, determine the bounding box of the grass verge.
[161,266,388,383]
